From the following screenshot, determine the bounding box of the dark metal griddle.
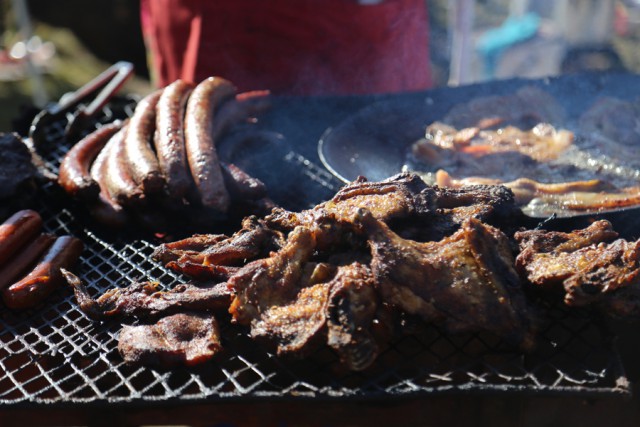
[0,73,633,407]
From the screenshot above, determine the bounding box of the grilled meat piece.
[229,226,316,325]
[249,265,333,356]
[325,262,380,371]
[63,269,231,320]
[152,216,286,281]
[515,220,619,289]
[0,133,42,221]
[356,208,536,350]
[118,311,222,367]
[515,220,640,317]
[266,173,520,244]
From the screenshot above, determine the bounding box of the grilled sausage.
[0,233,56,291]
[103,124,146,207]
[123,89,165,195]
[184,77,237,211]
[155,80,194,200]
[220,162,267,201]
[0,209,43,266]
[58,121,123,201]
[2,235,84,309]
[211,90,271,142]
[89,128,131,228]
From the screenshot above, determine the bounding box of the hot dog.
[0,233,56,291]
[2,235,84,309]
[184,77,237,211]
[155,80,194,200]
[123,90,165,195]
[58,121,123,201]
[0,209,43,266]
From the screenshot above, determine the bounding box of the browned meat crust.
[70,173,539,370]
[118,311,222,368]
[0,133,42,220]
[515,220,640,318]
[63,269,231,320]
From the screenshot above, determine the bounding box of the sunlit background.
[2,0,640,130]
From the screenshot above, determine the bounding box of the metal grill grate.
[0,99,631,407]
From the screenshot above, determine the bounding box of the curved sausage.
[123,90,165,195]
[220,162,266,201]
[184,77,237,211]
[103,124,146,207]
[0,233,55,291]
[211,90,271,142]
[58,121,123,201]
[89,128,131,228]
[2,235,84,309]
[0,209,43,266]
[155,80,194,200]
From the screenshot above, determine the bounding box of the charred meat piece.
[0,133,42,221]
[325,262,380,371]
[357,208,536,350]
[63,269,231,320]
[229,226,316,325]
[515,220,640,317]
[152,216,285,281]
[249,265,333,357]
[118,311,222,367]
[265,173,520,243]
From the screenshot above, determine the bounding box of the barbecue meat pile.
[67,173,542,370]
[67,172,640,370]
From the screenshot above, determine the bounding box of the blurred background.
[1,0,640,130]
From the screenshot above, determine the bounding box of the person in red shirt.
[140,0,432,95]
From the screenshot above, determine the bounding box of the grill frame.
[0,81,633,407]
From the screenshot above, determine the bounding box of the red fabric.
[141,0,431,95]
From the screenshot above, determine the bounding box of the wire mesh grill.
[0,99,631,407]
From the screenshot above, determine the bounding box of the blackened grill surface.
[0,81,631,406]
